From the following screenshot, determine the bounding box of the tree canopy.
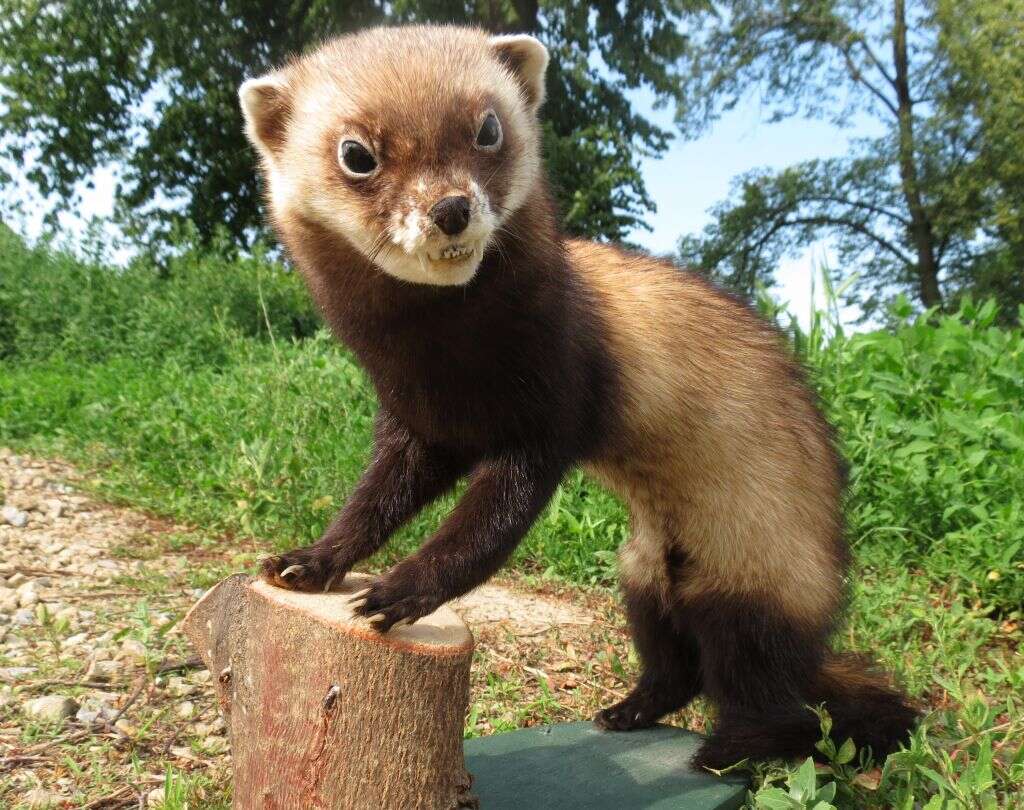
[0,0,703,246]
[674,0,1024,319]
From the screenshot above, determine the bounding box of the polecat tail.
[692,652,919,771]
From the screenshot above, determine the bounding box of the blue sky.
[10,84,877,328]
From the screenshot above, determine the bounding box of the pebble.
[118,638,147,663]
[176,700,196,718]
[146,787,166,807]
[1,506,28,527]
[0,667,35,682]
[167,676,198,697]
[6,573,27,587]
[76,702,117,726]
[18,586,39,608]
[12,608,35,626]
[61,632,89,649]
[23,695,80,723]
[85,659,121,681]
[0,587,18,612]
[19,788,62,809]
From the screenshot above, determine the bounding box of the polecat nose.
[430,195,471,236]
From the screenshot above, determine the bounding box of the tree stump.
[182,573,476,810]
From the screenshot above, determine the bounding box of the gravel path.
[0,449,642,808]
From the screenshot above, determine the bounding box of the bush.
[0,224,319,366]
[816,298,1024,613]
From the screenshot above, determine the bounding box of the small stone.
[167,676,197,697]
[190,668,212,684]
[76,701,117,725]
[118,638,147,663]
[85,659,121,681]
[42,499,63,519]
[6,572,27,587]
[75,706,100,725]
[176,700,196,718]
[0,587,18,612]
[1,506,28,528]
[17,583,39,608]
[202,735,229,754]
[8,492,38,511]
[146,787,166,807]
[19,788,61,809]
[23,695,80,723]
[0,667,35,682]
[114,718,137,736]
[12,608,35,626]
[61,632,89,649]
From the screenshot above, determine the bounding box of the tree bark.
[182,574,477,810]
[892,0,943,309]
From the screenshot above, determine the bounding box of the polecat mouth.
[429,243,475,262]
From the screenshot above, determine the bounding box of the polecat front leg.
[351,450,567,631]
[261,411,469,592]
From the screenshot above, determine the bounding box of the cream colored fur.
[239,27,545,287]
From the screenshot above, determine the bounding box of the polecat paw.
[349,569,440,632]
[260,548,347,592]
[593,688,673,732]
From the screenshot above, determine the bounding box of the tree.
[0,0,700,246]
[674,0,1023,318]
[935,0,1024,315]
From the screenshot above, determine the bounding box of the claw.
[347,587,371,603]
[323,573,338,593]
[348,598,367,611]
[279,564,305,580]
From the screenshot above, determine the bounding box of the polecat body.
[240,25,916,769]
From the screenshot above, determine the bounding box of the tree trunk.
[182,574,477,810]
[892,0,943,309]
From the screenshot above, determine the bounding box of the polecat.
[239,25,917,769]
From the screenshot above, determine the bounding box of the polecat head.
[239,26,548,286]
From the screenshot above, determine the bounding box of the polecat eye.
[339,140,378,175]
[475,111,502,151]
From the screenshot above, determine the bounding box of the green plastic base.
[464,722,748,809]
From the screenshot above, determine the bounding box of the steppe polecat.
[240,25,916,769]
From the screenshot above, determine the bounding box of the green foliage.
[0,0,698,243]
[0,222,318,365]
[753,757,838,809]
[936,0,1024,315]
[817,296,1024,614]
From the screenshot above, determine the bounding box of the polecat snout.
[240,24,916,771]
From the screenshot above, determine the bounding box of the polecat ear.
[239,73,292,161]
[489,34,549,110]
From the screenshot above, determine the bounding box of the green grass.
[1,226,1022,806]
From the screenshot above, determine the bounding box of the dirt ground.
[0,450,675,809]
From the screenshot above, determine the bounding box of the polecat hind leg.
[594,540,701,731]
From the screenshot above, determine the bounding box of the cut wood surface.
[182,573,476,810]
